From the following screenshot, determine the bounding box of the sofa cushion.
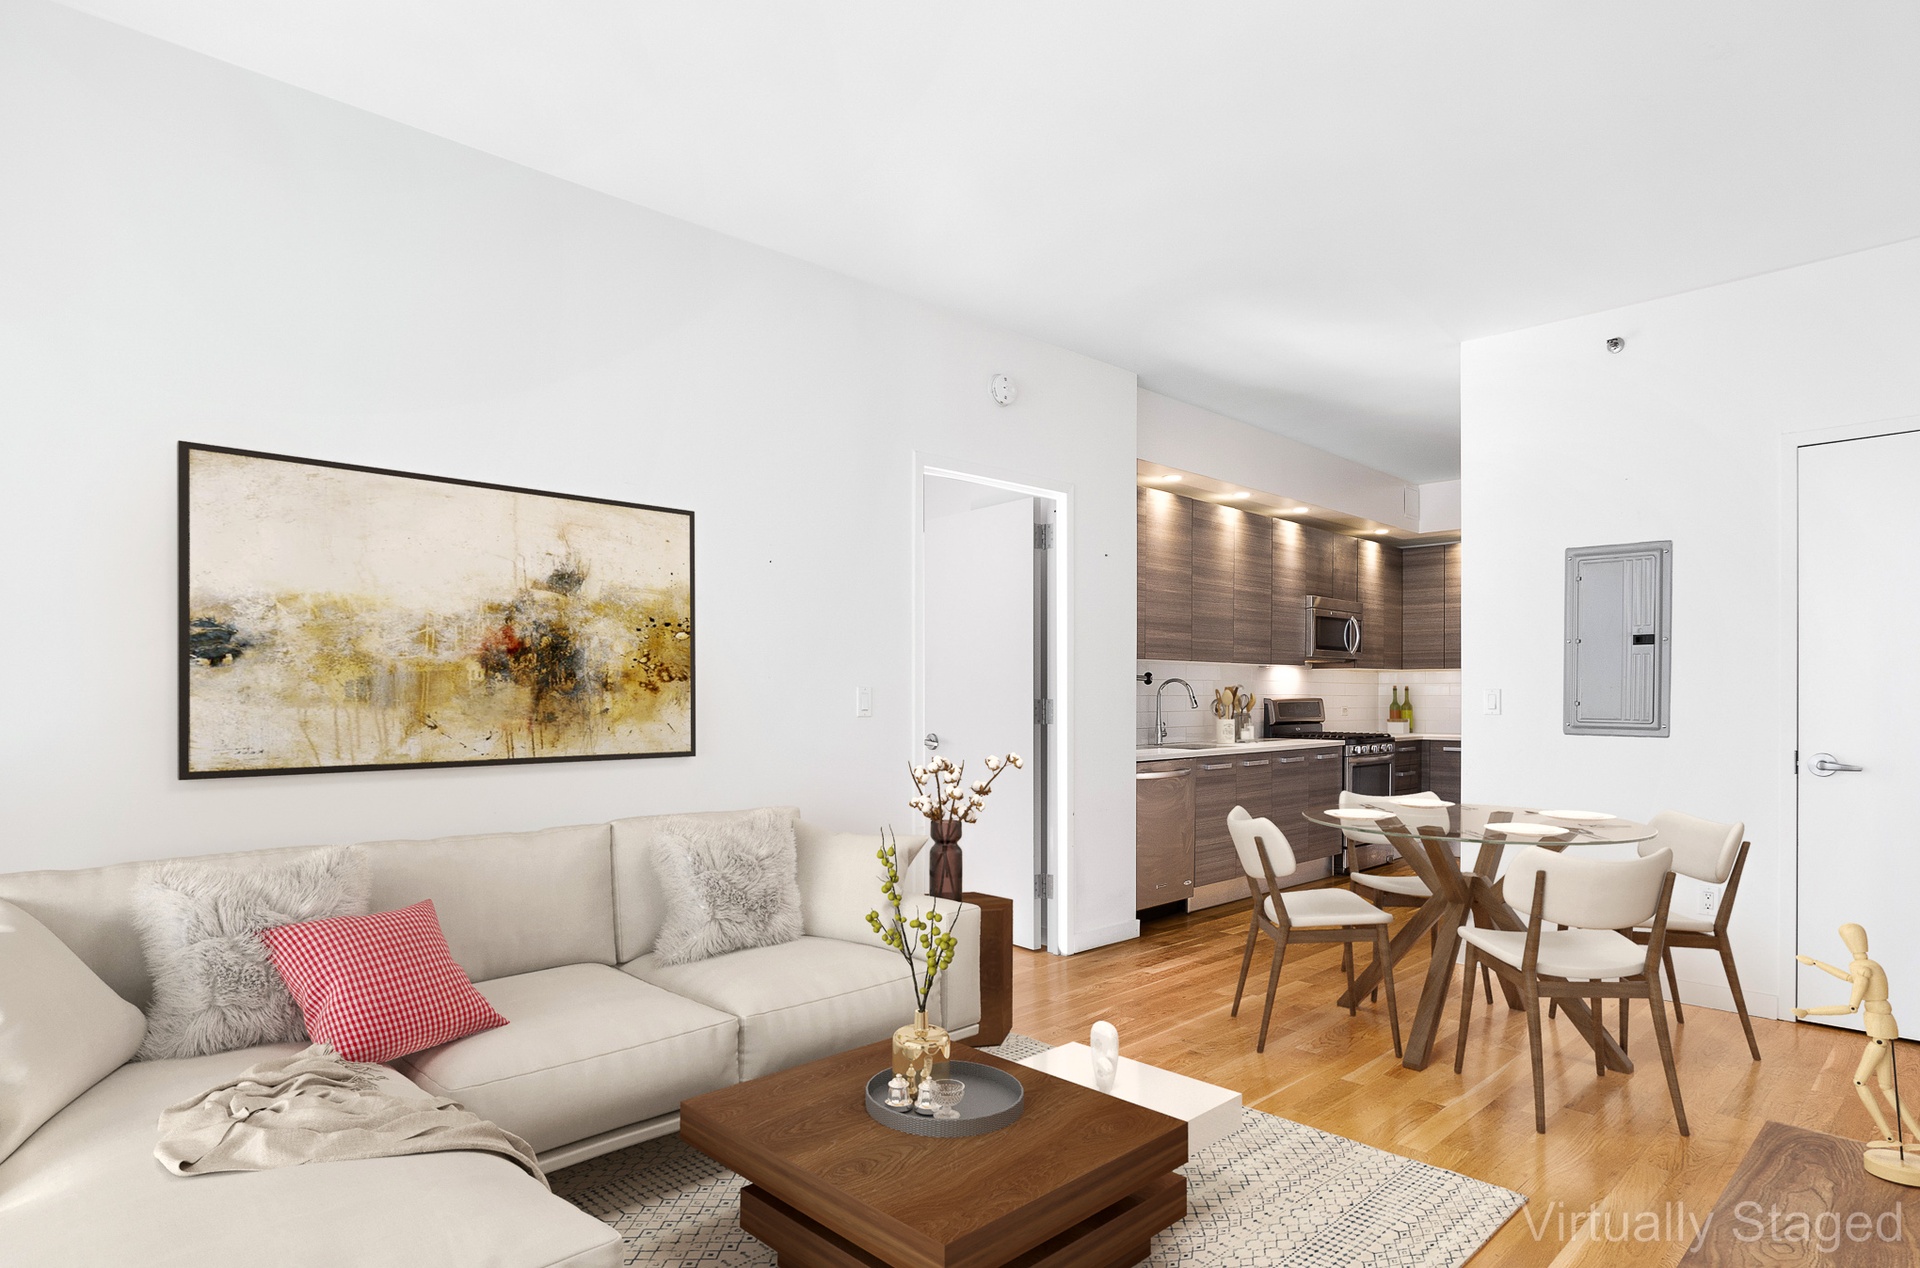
[793,821,929,946]
[653,807,804,966]
[609,806,798,962]
[0,1043,620,1268]
[394,964,738,1154]
[132,846,370,1061]
[624,936,918,1081]
[0,899,146,1165]
[360,824,615,982]
[0,845,324,1012]
[265,900,508,1063]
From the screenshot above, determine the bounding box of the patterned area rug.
[552,1036,1524,1267]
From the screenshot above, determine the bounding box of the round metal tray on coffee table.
[864,1060,1025,1138]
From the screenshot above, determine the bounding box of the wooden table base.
[1335,822,1635,1074]
[741,1174,1186,1268]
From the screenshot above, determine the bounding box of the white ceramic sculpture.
[1090,1021,1120,1093]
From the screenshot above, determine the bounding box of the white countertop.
[1395,733,1461,742]
[1135,737,1342,763]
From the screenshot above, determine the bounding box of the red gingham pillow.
[261,900,506,1063]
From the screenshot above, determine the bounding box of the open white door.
[925,491,1040,948]
[1797,429,1920,1036]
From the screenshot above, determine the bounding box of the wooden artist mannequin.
[1794,923,1920,1185]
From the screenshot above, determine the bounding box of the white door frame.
[912,456,1071,954]
[1776,411,1920,1021]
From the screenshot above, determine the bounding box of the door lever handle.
[1809,752,1864,776]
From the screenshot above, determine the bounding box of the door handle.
[1345,617,1362,655]
[924,733,940,752]
[1809,752,1864,776]
[1240,759,1271,768]
[1314,752,1341,760]
[1135,770,1191,781]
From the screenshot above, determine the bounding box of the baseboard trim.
[1673,975,1780,1022]
[1065,919,1140,955]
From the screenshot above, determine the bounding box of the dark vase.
[928,819,964,900]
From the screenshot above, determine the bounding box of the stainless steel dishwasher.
[1135,762,1196,910]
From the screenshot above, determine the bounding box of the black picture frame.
[179,441,695,779]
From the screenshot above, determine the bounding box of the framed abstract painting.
[179,443,694,777]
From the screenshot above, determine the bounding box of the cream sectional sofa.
[0,808,978,1268]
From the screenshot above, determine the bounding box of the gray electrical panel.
[1564,541,1671,737]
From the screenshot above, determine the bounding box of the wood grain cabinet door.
[1189,501,1235,663]
[1356,539,1402,669]
[1423,741,1462,803]
[1401,545,1446,669]
[1270,753,1312,858]
[1192,760,1242,887]
[1443,543,1463,669]
[1135,760,1195,909]
[1392,739,1424,796]
[1137,487,1192,659]
[1270,518,1309,665]
[1232,508,1271,664]
[1302,747,1346,861]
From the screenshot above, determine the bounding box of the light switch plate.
[1482,689,1502,715]
[855,686,872,718]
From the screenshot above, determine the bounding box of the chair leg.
[1525,982,1547,1134]
[1453,948,1479,1073]
[1547,999,1557,1020]
[1663,947,1685,1024]
[1619,995,1630,1058]
[1593,996,1605,1077]
[1342,941,1357,1017]
[1646,983,1691,1136]
[1482,962,1493,1005]
[1375,924,1402,1058]
[1718,940,1762,1061]
[1256,937,1288,1053]
[1230,910,1259,1018]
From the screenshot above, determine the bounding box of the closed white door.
[1797,429,1920,1037]
[925,491,1040,948]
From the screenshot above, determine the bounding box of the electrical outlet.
[1698,888,1718,918]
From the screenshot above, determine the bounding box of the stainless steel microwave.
[1304,596,1361,664]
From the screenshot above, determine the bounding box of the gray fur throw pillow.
[653,808,804,966]
[132,846,370,1061]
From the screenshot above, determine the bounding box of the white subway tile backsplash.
[1136,661,1461,744]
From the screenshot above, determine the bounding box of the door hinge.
[1035,874,1054,900]
[1034,523,1054,550]
[1034,698,1055,725]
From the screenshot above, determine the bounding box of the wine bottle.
[1402,687,1415,732]
[1389,686,1402,722]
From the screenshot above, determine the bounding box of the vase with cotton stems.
[908,751,1023,902]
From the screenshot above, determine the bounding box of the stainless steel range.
[1261,697,1394,797]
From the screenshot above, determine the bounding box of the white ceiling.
[59,1,1920,481]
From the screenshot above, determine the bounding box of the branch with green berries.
[864,826,960,1014]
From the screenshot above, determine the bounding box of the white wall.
[0,2,1140,953]
[1138,389,1420,530]
[1461,235,1920,1020]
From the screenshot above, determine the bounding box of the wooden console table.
[962,891,1013,1046]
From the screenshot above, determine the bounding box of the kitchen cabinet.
[1423,740,1462,803]
[1232,508,1272,663]
[1303,747,1344,862]
[1192,758,1242,888]
[1190,501,1235,662]
[1443,543,1462,669]
[1137,487,1191,659]
[1270,518,1310,665]
[1391,739,1423,797]
[1269,751,1312,854]
[1304,525,1358,603]
[1356,539,1403,669]
[1134,759,1195,910]
[1400,542,1462,670]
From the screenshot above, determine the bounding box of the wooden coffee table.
[679,1040,1188,1268]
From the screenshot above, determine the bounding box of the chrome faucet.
[1153,677,1199,745]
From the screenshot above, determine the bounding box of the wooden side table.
[962,891,1013,1046]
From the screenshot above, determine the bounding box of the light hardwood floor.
[1011,894,1870,1266]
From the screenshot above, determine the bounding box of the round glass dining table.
[1300,800,1659,1072]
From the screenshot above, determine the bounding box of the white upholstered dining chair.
[1227,806,1401,1056]
[1454,845,1688,1136]
[1625,811,1758,1061]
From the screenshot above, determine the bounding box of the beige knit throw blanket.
[155,1043,546,1188]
